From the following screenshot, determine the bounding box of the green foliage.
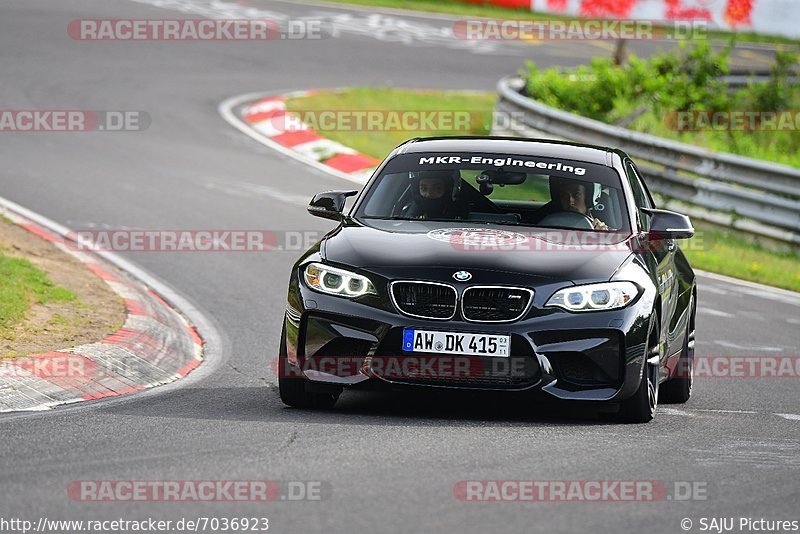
[523,42,800,167]
[654,41,732,113]
[526,58,630,121]
[750,48,799,112]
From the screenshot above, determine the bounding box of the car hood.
[322,220,634,285]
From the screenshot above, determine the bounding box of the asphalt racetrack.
[1,1,798,532]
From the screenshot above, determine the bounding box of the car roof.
[396,136,618,166]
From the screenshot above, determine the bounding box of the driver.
[408,170,466,220]
[553,178,609,230]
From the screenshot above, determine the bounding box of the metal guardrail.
[722,68,800,88]
[494,76,800,245]
[722,75,800,88]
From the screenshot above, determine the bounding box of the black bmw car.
[278,137,697,423]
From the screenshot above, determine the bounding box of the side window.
[625,161,654,231]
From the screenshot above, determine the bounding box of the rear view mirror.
[476,170,527,195]
[643,208,695,240]
[307,190,358,221]
[477,170,527,186]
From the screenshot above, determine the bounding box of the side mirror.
[307,190,358,221]
[642,208,695,240]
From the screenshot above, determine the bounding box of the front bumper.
[283,277,652,402]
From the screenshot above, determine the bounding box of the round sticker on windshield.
[426,228,529,247]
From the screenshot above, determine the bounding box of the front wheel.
[277,325,340,409]
[661,299,696,404]
[617,319,660,423]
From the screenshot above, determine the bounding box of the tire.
[277,325,339,409]
[661,299,696,404]
[617,319,660,423]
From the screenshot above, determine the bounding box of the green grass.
[286,87,800,291]
[620,102,800,168]
[316,0,800,46]
[0,252,76,331]
[679,225,800,292]
[285,87,496,159]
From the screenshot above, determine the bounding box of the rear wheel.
[277,325,339,409]
[661,299,696,404]
[617,319,660,423]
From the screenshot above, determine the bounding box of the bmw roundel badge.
[453,271,472,282]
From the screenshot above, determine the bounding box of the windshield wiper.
[363,216,527,225]
[361,216,415,221]
[465,219,521,226]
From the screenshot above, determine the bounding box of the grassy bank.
[286,87,800,292]
[0,253,76,342]
[285,87,495,158]
[0,217,126,358]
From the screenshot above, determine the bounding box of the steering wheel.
[537,210,594,230]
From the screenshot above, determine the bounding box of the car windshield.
[355,152,630,232]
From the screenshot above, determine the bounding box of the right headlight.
[546,281,639,312]
[303,262,376,298]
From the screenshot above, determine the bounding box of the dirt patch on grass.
[0,217,126,357]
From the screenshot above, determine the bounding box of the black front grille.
[391,282,457,319]
[462,287,532,322]
[554,353,598,382]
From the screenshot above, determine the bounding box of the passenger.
[535,177,609,230]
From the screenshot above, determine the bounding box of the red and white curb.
[219,90,380,185]
[0,206,204,413]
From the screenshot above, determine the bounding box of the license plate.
[402,329,510,357]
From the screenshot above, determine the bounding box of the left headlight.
[546,281,639,312]
[303,262,376,298]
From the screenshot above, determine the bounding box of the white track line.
[695,409,758,414]
[660,409,800,421]
[658,407,696,417]
[696,270,800,304]
[699,308,735,318]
